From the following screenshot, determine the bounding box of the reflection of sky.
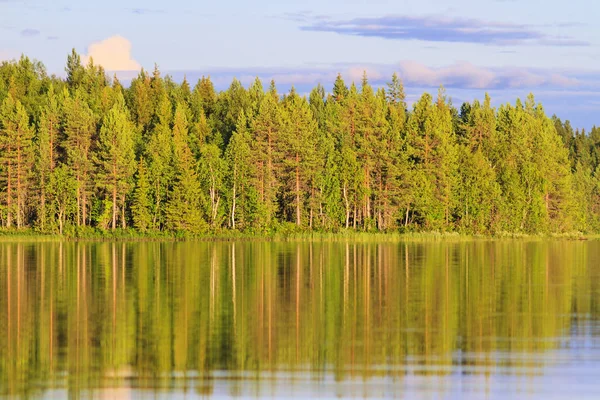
[1,0,600,128]
[38,348,600,400]
[33,328,600,400]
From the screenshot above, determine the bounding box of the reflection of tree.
[0,240,597,397]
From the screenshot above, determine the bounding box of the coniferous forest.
[0,50,599,236]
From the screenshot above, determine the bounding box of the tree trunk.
[7,162,12,228]
[295,153,301,227]
[259,161,265,202]
[82,189,87,227]
[76,175,81,227]
[40,174,46,232]
[58,209,64,235]
[231,178,237,230]
[343,183,350,229]
[154,181,160,229]
[121,194,126,229]
[364,165,370,221]
[112,183,117,230]
[16,141,22,229]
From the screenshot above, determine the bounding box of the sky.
[1,0,599,129]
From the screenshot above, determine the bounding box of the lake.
[1,239,599,399]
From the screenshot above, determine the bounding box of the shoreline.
[0,229,593,242]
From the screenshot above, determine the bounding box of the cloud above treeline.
[158,61,589,92]
[129,8,166,15]
[150,64,599,128]
[298,14,589,47]
[81,35,141,71]
[21,28,40,37]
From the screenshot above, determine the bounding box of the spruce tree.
[166,104,205,232]
[132,159,152,232]
[146,92,173,229]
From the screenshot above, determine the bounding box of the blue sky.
[1,0,599,128]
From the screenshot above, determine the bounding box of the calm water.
[1,239,600,399]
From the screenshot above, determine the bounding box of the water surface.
[1,239,599,399]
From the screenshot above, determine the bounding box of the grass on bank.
[0,223,592,242]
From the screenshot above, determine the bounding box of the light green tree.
[96,92,136,230]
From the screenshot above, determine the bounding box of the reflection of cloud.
[21,28,40,37]
[81,36,141,71]
[299,15,589,47]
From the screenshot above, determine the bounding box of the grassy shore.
[0,227,592,242]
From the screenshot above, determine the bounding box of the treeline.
[0,50,599,235]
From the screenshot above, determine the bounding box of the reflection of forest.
[0,240,598,398]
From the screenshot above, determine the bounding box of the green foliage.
[132,159,152,232]
[0,94,34,228]
[0,54,596,235]
[96,92,136,230]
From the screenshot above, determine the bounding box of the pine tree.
[35,84,61,231]
[63,88,95,227]
[96,92,136,230]
[250,93,283,227]
[0,52,596,235]
[281,89,318,227]
[0,94,34,228]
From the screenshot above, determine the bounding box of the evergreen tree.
[35,84,61,231]
[146,92,173,229]
[65,49,85,91]
[132,159,152,232]
[63,88,95,227]
[46,165,77,234]
[226,112,253,230]
[198,142,226,227]
[281,88,318,226]
[0,52,596,235]
[0,94,34,228]
[250,93,283,227]
[96,92,136,230]
[166,104,205,232]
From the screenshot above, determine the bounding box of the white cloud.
[347,66,383,82]
[397,61,497,89]
[81,35,141,71]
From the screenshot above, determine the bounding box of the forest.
[0,50,599,236]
